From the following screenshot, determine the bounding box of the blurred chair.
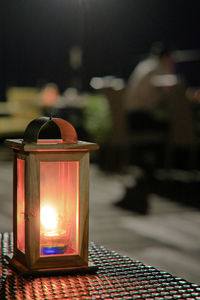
[6,87,40,117]
[101,87,166,172]
[0,87,42,138]
[163,85,199,170]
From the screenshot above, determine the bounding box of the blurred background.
[0,0,200,284]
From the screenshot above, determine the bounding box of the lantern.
[5,117,99,275]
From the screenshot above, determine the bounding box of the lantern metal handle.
[23,116,77,144]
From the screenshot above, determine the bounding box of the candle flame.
[41,206,58,231]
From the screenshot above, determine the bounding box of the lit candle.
[40,205,67,255]
[41,206,58,232]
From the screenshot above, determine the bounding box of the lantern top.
[5,116,99,151]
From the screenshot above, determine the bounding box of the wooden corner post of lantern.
[5,116,99,275]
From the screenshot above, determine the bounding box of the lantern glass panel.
[40,161,79,256]
[17,158,25,253]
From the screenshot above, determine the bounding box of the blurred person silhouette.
[115,42,180,214]
[125,41,177,132]
[124,42,178,175]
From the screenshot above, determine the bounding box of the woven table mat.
[0,232,200,299]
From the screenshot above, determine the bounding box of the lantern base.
[6,256,98,276]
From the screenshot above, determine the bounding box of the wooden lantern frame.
[5,117,98,275]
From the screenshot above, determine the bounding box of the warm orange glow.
[40,161,79,256]
[76,164,79,252]
[17,158,25,253]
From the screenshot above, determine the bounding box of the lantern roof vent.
[5,117,99,151]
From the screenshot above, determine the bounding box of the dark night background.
[1,1,200,286]
[1,0,200,99]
